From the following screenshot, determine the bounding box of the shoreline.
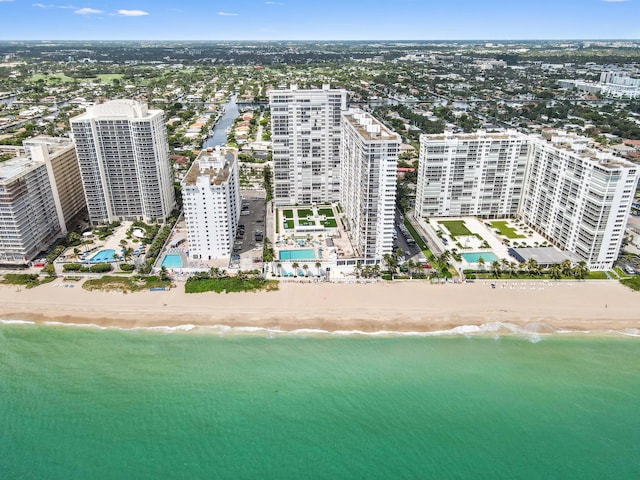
[1,279,639,336]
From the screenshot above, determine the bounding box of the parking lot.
[230,191,267,271]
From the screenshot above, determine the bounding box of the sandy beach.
[1,278,639,334]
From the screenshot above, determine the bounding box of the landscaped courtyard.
[278,205,338,232]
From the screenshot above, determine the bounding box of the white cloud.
[116,9,149,16]
[33,3,77,8]
[217,11,238,16]
[265,1,284,5]
[74,7,102,14]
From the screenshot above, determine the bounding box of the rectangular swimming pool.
[279,249,316,261]
[461,252,499,263]
[89,249,115,263]
[161,254,183,268]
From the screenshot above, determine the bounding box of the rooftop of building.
[23,135,74,155]
[183,147,236,186]
[0,156,42,185]
[342,109,400,142]
[70,99,162,122]
[421,129,527,142]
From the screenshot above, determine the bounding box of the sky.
[0,0,638,41]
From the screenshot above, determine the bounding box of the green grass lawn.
[620,276,640,291]
[491,220,526,239]
[317,207,334,218]
[297,208,313,218]
[282,209,294,219]
[185,277,279,294]
[439,220,472,237]
[321,218,337,228]
[404,217,429,250]
[31,73,75,84]
[587,271,609,280]
[284,220,295,229]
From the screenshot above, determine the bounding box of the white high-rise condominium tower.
[0,157,61,265]
[182,147,240,260]
[341,109,400,261]
[269,85,347,206]
[520,132,638,270]
[70,100,175,225]
[416,131,529,218]
[416,130,639,270]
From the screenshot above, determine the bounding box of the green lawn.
[404,217,429,250]
[439,220,472,237]
[284,220,295,229]
[282,209,294,219]
[620,276,640,291]
[321,218,337,228]
[318,207,334,218]
[31,73,75,84]
[185,277,279,294]
[297,208,313,218]
[491,221,526,239]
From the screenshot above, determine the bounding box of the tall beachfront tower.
[181,147,240,260]
[23,136,87,235]
[520,132,638,270]
[0,156,62,265]
[416,130,529,218]
[268,85,347,206]
[341,109,400,261]
[70,100,175,225]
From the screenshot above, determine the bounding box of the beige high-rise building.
[23,136,87,234]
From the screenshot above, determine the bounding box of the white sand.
[1,279,639,333]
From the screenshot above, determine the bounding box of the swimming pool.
[89,249,116,263]
[279,249,316,261]
[161,254,183,268]
[461,252,499,263]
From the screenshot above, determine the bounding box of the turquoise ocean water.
[1,323,639,479]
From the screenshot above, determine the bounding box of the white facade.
[70,100,175,225]
[521,133,638,270]
[182,147,240,260]
[269,85,347,206]
[341,109,400,260]
[416,131,529,218]
[416,130,640,270]
[0,157,62,264]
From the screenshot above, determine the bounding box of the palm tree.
[354,261,362,278]
[405,259,416,279]
[302,264,309,277]
[292,262,299,276]
[159,266,169,281]
[491,261,501,278]
[526,258,540,277]
[573,260,589,280]
[123,247,134,262]
[72,247,80,261]
[548,264,562,280]
[508,261,518,277]
[383,254,397,280]
[478,256,486,271]
[315,262,321,276]
[560,259,573,278]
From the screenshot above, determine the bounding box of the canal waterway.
[202,94,239,149]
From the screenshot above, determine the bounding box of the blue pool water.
[89,249,115,263]
[461,252,499,263]
[279,249,315,261]
[161,254,183,268]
